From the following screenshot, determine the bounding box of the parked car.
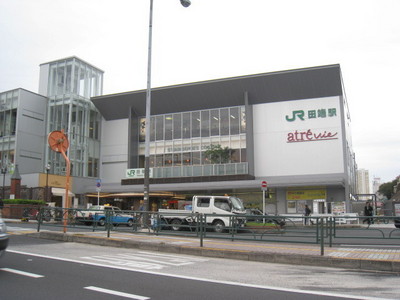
[0,217,9,258]
[245,208,286,227]
[76,205,135,227]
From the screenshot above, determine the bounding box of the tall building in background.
[372,176,381,194]
[357,169,370,198]
[39,57,103,178]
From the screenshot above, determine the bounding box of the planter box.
[2,204,42,220]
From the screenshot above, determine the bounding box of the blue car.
[76,205,135,227]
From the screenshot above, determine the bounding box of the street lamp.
[45,164,51,202]
[1,166,7,202]
[143,0,191,213]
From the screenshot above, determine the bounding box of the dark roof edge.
[93,64,341,100]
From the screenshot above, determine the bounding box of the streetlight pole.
[45,164,50,202]
[143,0,191,213]
[1,166,7,202]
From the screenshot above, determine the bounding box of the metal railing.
[22,207,400,256]
[152,162,248,178]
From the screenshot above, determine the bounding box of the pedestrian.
[0,199,3,218]
[363,202,373,225]
[304,204,312,225]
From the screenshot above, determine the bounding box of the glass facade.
[138,106,247,171]
[0,90,18,171]
[45,57,103,177]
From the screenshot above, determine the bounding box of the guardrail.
[26,207,400,256]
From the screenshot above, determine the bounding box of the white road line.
[84,286,150,300]
[0,268,44,278]
[6,250,388,300]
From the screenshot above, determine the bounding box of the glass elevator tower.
[39,57,103,177]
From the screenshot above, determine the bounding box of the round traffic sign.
[261,181,267,188]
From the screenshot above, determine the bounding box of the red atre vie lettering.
[287,129,338,143]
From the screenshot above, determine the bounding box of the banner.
[286,189,326,200]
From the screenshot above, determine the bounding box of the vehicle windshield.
[229,196,245,212]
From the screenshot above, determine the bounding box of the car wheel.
[395,220,400,229]
[170,219,182,231]
[213,220,225,233]
[98,218,105,226]
[127,219,134,227]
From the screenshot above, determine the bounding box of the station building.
[0,57,357,215]
[90,64,357,215]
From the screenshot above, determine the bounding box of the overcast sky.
[0,0,399,184]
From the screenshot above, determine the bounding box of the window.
[182,112,191,138]
[191,111,200,138]
[197,197,210,207]
[214,198,231,211]
[165,115,172,140]
[201,110,210,137]
[173,113,181,139]
[210,109,219,136]
[220,108,229,135]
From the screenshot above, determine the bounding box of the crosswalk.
[81,251,208,270]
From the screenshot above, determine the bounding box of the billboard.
[253,96,343,177]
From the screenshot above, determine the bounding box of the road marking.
[6,250,388,300]
[81,251,208,270]
[0,268,44,278]
[85,286,149,300]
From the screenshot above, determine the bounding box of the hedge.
[2,199,46,205]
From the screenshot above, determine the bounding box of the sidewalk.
[7,218,399,273]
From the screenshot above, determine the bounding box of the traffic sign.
[96,179,101,188]
[261,181,268,191]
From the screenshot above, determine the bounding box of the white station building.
[0,57,357,215]
[91,63,357,215]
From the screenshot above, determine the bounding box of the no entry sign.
[261,181,268,191]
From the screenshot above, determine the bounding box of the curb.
[28,231,400,274]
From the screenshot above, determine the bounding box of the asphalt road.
[2,234,400,299]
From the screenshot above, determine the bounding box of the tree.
[378,176,400,199]
[204,144,231,164]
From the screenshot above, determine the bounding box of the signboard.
[286,189,326,200]
[261,181,268,191]
[253,96,344,177]
[126,168,153,178]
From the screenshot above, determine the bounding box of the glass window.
[155,115,164,141]
[220,108,229,135]
[164,154,172,166]
[173,153,182,166]
[192,152,201,165]
[150,117,155,142]
[240,107,246,133]
[191,111,200,138]
[182,112,190,139]
[173,113,182,139]
[230,107,240,135]
[210,109,219,136]
[182,152,191,165]
[197,197,210,207]
[156,155,163,167]
[165,115,172,140]
[201,110,210,137]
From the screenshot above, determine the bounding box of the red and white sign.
[261,181,268,191]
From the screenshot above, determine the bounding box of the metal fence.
[22,207,400,256]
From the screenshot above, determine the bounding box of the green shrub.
[3,199,46,205]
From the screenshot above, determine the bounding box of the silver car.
[0,218,9,257]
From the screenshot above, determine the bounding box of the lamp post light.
[1,166,7,202]
[45,164,51,202]
[143,0,191,213]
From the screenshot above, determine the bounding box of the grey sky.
[0,0,399,183]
